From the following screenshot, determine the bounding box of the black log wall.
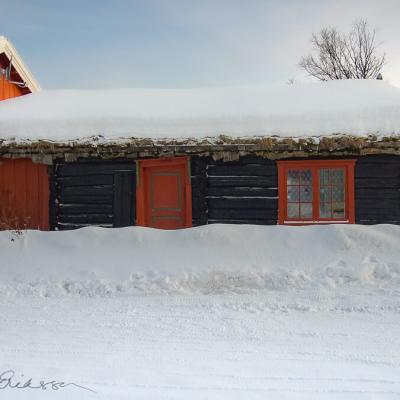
[52,161,136,230]
[50,154,400,230]
[191,155,278,225]
[355,155,400,224]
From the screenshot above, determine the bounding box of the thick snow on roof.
[0,79,400,143]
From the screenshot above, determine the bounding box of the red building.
[0,36,40,100]
[0,36,49,230]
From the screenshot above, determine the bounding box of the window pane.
[319,169,330,185]
[318,167,346,220]
[332,202,345,218]
[300,203,312,219]
[300,186,313,202]
[319,202,331,218]
[331,169,344,184]
[288,203,299,218]
[287,186,299,202]
[332,186,344,202]
[319,186,331,202]
[287,170,299,185]
[300,169,312,184]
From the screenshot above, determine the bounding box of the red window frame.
[277,159,356,225]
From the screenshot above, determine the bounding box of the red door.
[136,157,192,229]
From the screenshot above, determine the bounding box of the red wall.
[0,75,24,101]
[0,159,49,230]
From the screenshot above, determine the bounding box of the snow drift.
[1,80,400,141]
[0,224,399,297]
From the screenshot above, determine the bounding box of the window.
[277,160,355,224]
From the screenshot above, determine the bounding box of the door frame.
[136,156,192,228]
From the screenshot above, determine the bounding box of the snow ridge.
[1,224,399,299]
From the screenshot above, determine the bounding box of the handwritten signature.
[0,369,96,393]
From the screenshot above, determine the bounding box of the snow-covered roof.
[0,36,41,93]
[0,79,400,144]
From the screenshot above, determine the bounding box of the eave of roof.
[0,134,399,164]
[0,36,41,93]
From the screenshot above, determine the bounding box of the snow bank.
[0,224,399,297]
[1,80,400,142]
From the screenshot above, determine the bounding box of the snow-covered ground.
[3,292,400,400]
[1,80,400,141]
[1,224,400,399]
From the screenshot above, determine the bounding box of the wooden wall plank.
[207,197,278,210]
[60,195,114,204]
[207,176,277,188]
[59,185,114,196]
[57,163,135,176]
[57,222,113,230]
[58,214,114,223]
[208,219,276,225]
[58,175,114,187]
[355,178,399,189]
[207,164,276,177]
[208,208,278,220]
[207,186,277,197]
[58,204,113,214]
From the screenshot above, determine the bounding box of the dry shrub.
[0,190,29,234]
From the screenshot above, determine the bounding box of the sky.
[2,0,400,89]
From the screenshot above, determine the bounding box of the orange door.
[136,157,192,229]
[0,158,49,230]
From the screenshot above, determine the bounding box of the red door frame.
[277,159,356,225]
[136,156,192,228]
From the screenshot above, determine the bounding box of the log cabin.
[0,37,399,231]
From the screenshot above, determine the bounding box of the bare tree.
[299,19,385,80]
